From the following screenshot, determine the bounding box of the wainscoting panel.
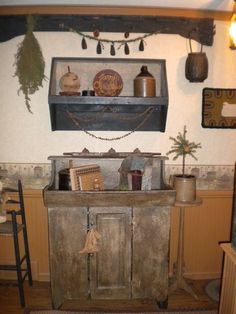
[0,190,50,281]
[169,190,233,279]
[0,189,233,282]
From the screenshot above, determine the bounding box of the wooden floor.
[0,279,219,314]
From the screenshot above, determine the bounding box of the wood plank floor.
[0,279,219,314]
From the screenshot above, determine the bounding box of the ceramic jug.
[134,65,156,97]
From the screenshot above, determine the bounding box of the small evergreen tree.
[166,126,201,176]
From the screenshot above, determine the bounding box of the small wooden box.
[69,164,104,191]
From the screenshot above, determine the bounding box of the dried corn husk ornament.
[139,39,145,51]
[79,228,101,254]
[110,43,116,56]
[124,43,130,55]
[81,37,87,49]
[14,15,46,113]
[96,41,102,54]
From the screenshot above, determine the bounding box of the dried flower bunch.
[166,126,202,175]
[14,15,46,113]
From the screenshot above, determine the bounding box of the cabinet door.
[48,207,88,309]
[89,206,131,299]
[132,206,170,302]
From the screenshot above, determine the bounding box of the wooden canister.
[185,40,208,83]
[185,52,208,82]
[134,65,156,97]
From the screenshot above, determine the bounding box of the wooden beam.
[0,14,215,45]
[0,5,232,21]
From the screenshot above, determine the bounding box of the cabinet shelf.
[48,57,169,132]
[49,95,167,105]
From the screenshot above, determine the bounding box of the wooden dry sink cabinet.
[43,152,176,309]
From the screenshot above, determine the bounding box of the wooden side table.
[169,197,202,299]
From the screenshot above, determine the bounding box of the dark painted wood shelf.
[49,97,168,132]
[48,57,169,132]
[0,14,214,45]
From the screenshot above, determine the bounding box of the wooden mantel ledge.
[0,5,232,21]
[0,11,215,45]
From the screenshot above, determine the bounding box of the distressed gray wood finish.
[44,153,175,309]
[132,206,170,301]
[46,154,168,190]
[48,58,168,132]
[89,207,131,299]
[48,206,88,309]
[44,190,175,208]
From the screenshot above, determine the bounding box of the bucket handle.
[189,38,203,53]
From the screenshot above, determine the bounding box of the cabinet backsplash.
[0,162,234,190]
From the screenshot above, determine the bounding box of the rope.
[66,106,154,141]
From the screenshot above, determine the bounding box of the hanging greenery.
[14,15,46,113]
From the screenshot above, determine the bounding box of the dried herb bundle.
[14,15,46,113]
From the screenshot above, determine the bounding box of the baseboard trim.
[184,272,221,280]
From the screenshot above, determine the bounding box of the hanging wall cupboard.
[48,57,169,132]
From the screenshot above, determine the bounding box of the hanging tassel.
[124,43,130,55]
[96,41,102,54]
[139,39,144,51]
[79,228,101,254]
[110,43,116,56]
[81,37,87,49]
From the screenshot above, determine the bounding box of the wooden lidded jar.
[185,52,208,82]
[134,65,156,97]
